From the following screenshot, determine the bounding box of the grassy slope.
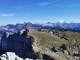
[29,29,80,60]
[60,31,80,43]
[29,29,68,60]
[29,29,68,50]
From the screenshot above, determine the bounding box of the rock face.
[0,52,33,60]
[0,29,39,60]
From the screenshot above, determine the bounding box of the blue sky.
[0,0,80,25]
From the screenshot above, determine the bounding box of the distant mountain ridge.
[0,22,80,33]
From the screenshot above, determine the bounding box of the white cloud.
[36,0,61,6]
[0,13,16,17]
[37,2,52,6]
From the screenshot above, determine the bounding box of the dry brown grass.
[29,29,68,49]
[28,29,80,60]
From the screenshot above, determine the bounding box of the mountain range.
[0,22,80,33]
